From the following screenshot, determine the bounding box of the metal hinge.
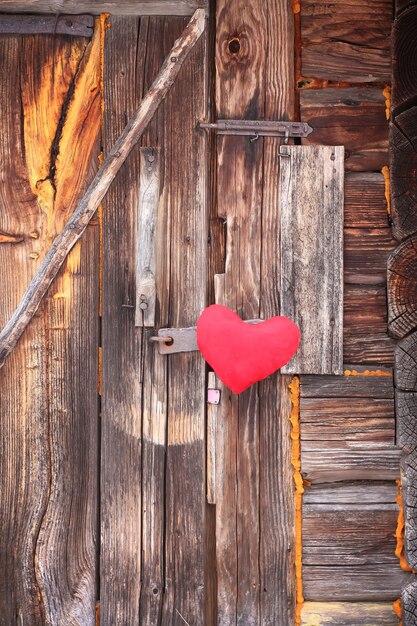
[199,120,313,143]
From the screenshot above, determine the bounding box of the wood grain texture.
[303,565,413,602]
[302,448,401,483]
[0,13,94,35]
[300,0,391,83]
[0,8,205,369]
[302,503,399,566]
[344,228,397,286]
[303,481,398,505]
[0,0,207,15]
[135,147,160,327]
[280,145,344,375]
[344,173,388,229]
[301,373,394,399]
[344,285,395,365]
[388,236,417,338]
[101,14,208,626]
[402,579,417,626]
[300,88,388,171]
[214,0,296,624]
[0,27,100,625]
[301,601,400,625]
[395,331,417,391]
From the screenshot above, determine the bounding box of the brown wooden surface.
[403,580,417,626]
[280,145,344,375]
[303,565,412,601]
[388,236,417,338]
[300,0,391,83]
[301,373,394,399]
[344,173,389,228]
[300,88,388,171]
[0,0,207,15]
[0,13,94,35]
[344,227,396,286]
[303,481,398,505]
[0,27,100,625]
[213,0,296,623]
[302,448,401,483]
[301,601,400,625]
[395,332,417,391]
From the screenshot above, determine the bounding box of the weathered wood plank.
[135,147,160,327]
[344,227,397,286]
[303,565,413,602]
[279,145,344,375]
[302,503,399,566]
[0,13,94,35]
[301,601,400,625]
[214,0,296,623]
[0,0,207,15]
[300,0,391,83]
[301,373,394,399]
[0,28,100,624]
[300,88,388,171]
[344,285,395,365]
[344,172,389,229]
[303,481,398,505]
[388,236,417,338]
[302,448,401,483]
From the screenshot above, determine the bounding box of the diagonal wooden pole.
[0,8,205,369]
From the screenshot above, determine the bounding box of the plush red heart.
[197,304,300,394]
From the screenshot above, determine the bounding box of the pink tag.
[207,388,221,405]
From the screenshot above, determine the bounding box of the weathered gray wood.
[0,0,206,15]
[207,371,217,504]
[135,147,160,327]
[395,331,417,391]
[302,448,401,483]
[0,13,94,35]
[388,236,417,338]
[280,145,344,375]
[0,8,206,370]
[302,503,399,566]
[402,580,417,626]
[303,565,413,602]
[301,601,400,625]
[301,373,394,399]
[303,481,398,505]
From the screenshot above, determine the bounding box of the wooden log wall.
[390,1,417,622]
[298,0,413,623]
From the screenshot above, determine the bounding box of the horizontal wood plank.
[302,503,399,566]
[344,173,388,229]
[300,0,391,82]
[303,481,398,505]
[302,448,401,483]
[0,13,93,35]
[344,228,397,286]
[344,285,394,365]
[300,88,388,171]
[280,145,344,375]
[0,0,206,15]
[301,373,394,399]
[303,565,413,601]
[301,601,400,625]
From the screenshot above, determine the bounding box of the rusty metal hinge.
[199,120,313,143]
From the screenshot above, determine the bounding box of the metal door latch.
[199,120,313,144]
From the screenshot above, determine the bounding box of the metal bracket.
[199,120,313,143]
[151,319,262,355]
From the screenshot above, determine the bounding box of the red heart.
[197,304,300,394]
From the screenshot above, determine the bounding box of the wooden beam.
[0,13,94,35]
[0,0,206,16]
[279,144,344,375]
[302,448,402,483]
[388,236,417,338]
[0,8,205,370]
[301,601,401,625]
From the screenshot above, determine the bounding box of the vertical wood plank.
[214,1,296,624]
[280,145,344,375]
[101,17,144,626]
[0,29,100,624]
[135,147,161,328]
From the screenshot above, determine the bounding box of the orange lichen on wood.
[383,84,391,120]
[344,368,392,377]
[382,165,391,218]
[395,480,413,572]
[289,376,304,626]
[393,598,402,625]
